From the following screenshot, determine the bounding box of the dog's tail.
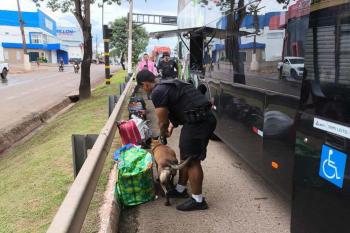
[169,157,191,170]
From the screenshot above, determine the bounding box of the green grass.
[0,70,128,233]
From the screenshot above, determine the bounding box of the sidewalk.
[117,94,290,233]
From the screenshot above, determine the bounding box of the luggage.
[131,116,152,142]
[128,97,146,120]
[131,115,152,148]
[115,146,155,206]
[118,120,142,145]
[129,97,146,109]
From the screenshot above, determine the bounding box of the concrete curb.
[98,78,134,233]
[98,163,120,233]
[0,98,72,154]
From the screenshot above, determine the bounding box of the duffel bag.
[116,146,155,207]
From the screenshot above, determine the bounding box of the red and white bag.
[117,120,142,145]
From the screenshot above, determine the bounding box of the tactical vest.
[159,60,177,78]
[154,79,210,125]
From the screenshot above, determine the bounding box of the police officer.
[136,70,217,211]
[157,52,178,79]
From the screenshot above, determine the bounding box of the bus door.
[219,82,265,171]
[292,2,350,232]
[263,93,300,198]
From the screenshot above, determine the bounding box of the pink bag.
[118,120,142,145]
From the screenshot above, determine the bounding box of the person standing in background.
[157,52,178,79]
[137,53,157,75]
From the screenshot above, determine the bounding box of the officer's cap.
[163,52,170,57]
[136,70,156,85]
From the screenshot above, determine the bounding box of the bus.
[172,0,350,232]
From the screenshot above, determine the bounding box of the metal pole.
[103,25,111,85]
[102,1,104,27]
[95,35,98,60]
[16,0,27,54]
[98,0,105,29]
[127,0,133,77]
[102,1,111,85]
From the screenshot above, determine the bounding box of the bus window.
[239,0,310,97]
[207,35,233,82]
[301,10,350,124]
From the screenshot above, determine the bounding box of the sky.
[3,0,291,55]
[92,0,179,53]
[7,0,179,54]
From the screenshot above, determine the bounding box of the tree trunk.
[227,0,246,84]
[80,27,92,99]
[77,0,92,99]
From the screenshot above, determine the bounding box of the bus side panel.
[219,81,265,178]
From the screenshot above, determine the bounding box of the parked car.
[277,56,304,80]
[0,62,9,79]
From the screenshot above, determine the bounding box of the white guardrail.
[47,76,134,233]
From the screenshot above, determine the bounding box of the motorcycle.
[58,64,64,72]
[74,64,79,73]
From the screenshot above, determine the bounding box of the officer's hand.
[167,123,174,137]
[159,135,167,145]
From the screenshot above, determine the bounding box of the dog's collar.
[151,143,163,153]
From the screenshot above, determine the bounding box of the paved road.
[0,64,117,131]
[118,97,290,233]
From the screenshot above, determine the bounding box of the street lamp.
[98,0,105,28]
[98,0,105,61]
[16,0,31,71]
[127,0,133,77]
[16,0,27,54]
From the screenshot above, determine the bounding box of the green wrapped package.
[116,146,155,207]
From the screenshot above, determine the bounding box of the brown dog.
[152,141,190,206]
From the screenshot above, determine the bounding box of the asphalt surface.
[0,64,117,132]
[118,96,290,233]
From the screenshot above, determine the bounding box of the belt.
[184,105,212,123]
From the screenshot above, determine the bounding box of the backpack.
[128,97,146,120]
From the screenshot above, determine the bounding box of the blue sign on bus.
[319,145,347,188]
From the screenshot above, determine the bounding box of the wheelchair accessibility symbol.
[319,145,347,188]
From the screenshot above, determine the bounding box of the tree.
[109,17,149,66]
[198,0,290,83]
[33,0,121,99]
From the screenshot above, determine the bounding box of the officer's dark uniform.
[157,59,178,79]
[151,80,217,160]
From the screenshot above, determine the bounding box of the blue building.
[0,8,69,64]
